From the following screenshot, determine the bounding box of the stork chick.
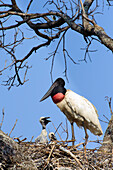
[35,117,51,144]
[40,78,103,147]
[49,132,57,142]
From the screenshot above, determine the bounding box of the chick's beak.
[44,117,51,125]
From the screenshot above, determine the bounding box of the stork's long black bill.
[40,81,58,102]
[40,78,65,102]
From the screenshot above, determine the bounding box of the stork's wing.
[65,90,103,135]
[81,96,98,117]
[35,131,48,143]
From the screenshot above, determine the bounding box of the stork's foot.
[83,134,88,147]
[82,124,89,159]
[83,135,88,160]
[83,145,87,160]
[83,140,87,154]
[71,122,75,146]
[72,136,75,146]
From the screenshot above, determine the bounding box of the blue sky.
[0,1,113,148]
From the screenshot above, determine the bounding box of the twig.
[52,122,63,142]
[79,0,85,14]
[26,0,33,13]
[46,143,56,165]
[9,119,18,137]
[30,136,34,142]
[0,108,5,130]
[74,142,84,148]
[67,142,84,149]
[59,145,84,169]
[23,63,29,83]
[63,30,68,81]
[14,137,27,144]
[105,96,113,115]
[103,114,109,122]
[57,139,76,144]
[54,122,62,135]
[99,118,108,124]
[64,49,78,64]
[65,118,68,141]
[50,31,65,82]
[61,119,69,141]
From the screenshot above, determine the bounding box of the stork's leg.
[83,125,89,156]
[71,122,75,146]
[84,126,89,145]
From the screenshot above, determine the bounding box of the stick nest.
[0,130,112,170]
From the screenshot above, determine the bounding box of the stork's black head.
[39,117,51,129]
[40,78,66,103]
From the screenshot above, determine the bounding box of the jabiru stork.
[40,78,103,146]
[35,117,51,144]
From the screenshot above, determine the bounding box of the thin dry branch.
[61,120,69,141]
[105,96,113,115]
[103,114,110,122]
[59,145,84,169]
[0,108,5,130]
[79,38,97,62]
[99,118,108,124]
[26,0,33,13]
[14,137,27,144]
[0,0,113,89]
[9,119,18,137]
[0,60,15,75]
[30,136,34,142]
[16,39,51,63]
[52,122,63,142]
[63,31,68,81]
[49,31,66,82]
[46,143,56,165]
[54,122,62,135]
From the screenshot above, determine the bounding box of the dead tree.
[0,0,113,89]
[99,97,113,153]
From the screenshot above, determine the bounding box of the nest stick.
[0,108,5,130]
[46,144,56,165]
[59,145,84,169]
[52,122,63,141]
[9,119,18,137]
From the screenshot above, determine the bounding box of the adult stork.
[40,78,103,146]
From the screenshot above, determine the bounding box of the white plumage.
[57,89,103,136]
[35,117,51,144]
[40,78,103,146]
[35,129,48,144]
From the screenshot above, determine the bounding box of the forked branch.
[0,0,113,88]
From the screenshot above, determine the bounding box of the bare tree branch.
[0,0,113,89]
